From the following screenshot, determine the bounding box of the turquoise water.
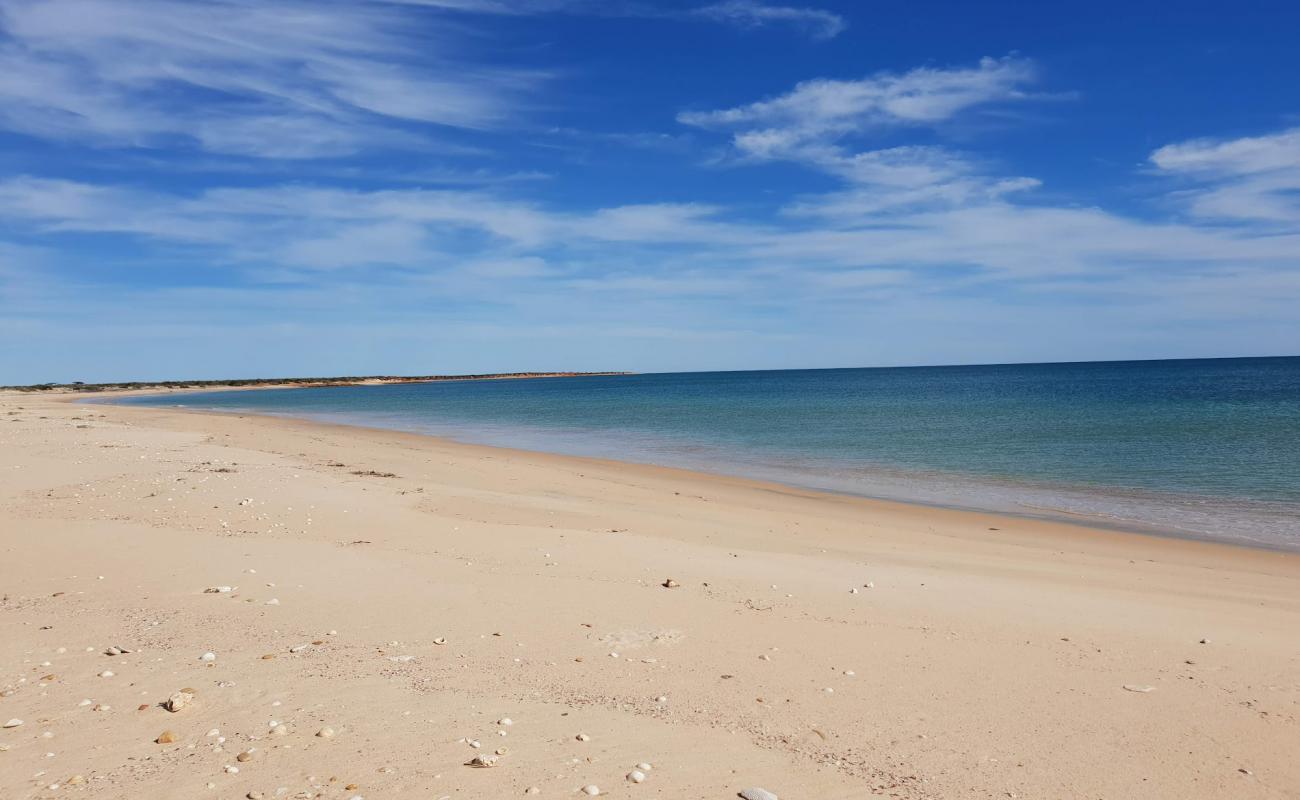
[114,357,1300,549]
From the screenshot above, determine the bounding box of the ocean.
[113,357,1300,550]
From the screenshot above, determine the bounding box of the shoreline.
[91,387,1300,556]
[3,389,1299,799]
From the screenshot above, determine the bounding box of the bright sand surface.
[1,390,1298,800]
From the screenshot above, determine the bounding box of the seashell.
[165,691,194,712]
[627,770,646,783]
[316,727,335,738]
[465,754,498,768]
[156,730,177,744]
[1123,684,1156,693]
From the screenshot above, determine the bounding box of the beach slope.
[1,392,1298,799]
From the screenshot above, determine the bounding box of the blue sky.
[1,0,1298,383]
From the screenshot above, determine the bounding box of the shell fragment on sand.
[1123,684,1156,693]
[165,690,194,712]
[739,789,779,800]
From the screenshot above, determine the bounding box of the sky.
[1,0,1298,383]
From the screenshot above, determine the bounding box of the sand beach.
[1,390,1298,799]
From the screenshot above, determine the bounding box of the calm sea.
[114,357,1300,550]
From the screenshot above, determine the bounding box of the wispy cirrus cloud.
[0,0,545,158]
[1151,127,1300,226]
[679,56,1036,150]
[693,1,845,40]
[679,56,1045,215]
[396,0,847,39]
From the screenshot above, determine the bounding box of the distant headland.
[1,372,632,393]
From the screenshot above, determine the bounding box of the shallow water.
[114,357,1300,549]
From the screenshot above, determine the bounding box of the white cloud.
[0,0,544,157]
[1151,127,1300,226]
[680,56,1035,142]
[693,1,845,40]
[1151,127,1300,175]
[395,0,847,40]
[678,56,1039,198]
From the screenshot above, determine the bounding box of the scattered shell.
[165,691,194,712]
[1123,684,1156,693]
[104,646,131,656]
[739,789,779,800]
[465,754,498,768]
[661,579,679,589]
[316,727,335,738]
[576,733,590,742]
[498,718,514,726]
[849,588,858,594]
[636,762,652,771]
[582,785,601,796]
[236,750,254,762]
[289,644,311,654]
[525,788,540,795]
[270,724,289,736]
[98,670,114,678]
[265,598,280,606]
[225,765,239,774]
[627,770,646,783]
[433,637,447,645]
[204,586,233,594]
[864,582,874,589]
[156,730,178,744]
[3,719,22,728]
